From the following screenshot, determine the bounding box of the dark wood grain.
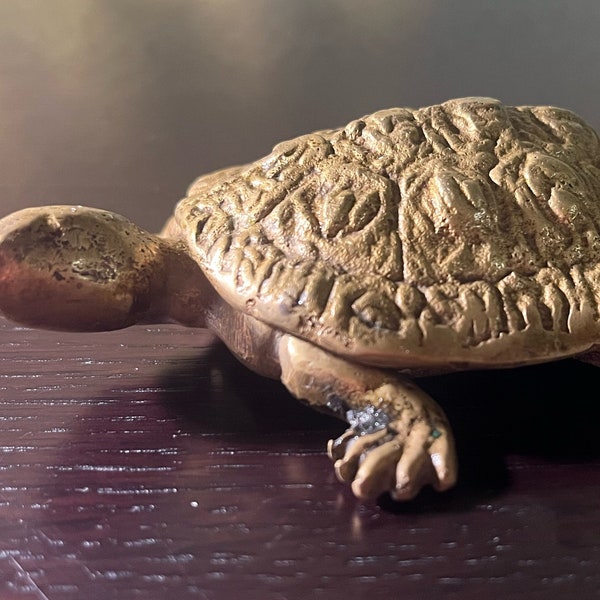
[0,317,599,599]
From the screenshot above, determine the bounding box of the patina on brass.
[2,97,600,501]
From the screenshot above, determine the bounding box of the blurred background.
[1,0,599,231]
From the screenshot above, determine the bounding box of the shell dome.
[175,98,600,370]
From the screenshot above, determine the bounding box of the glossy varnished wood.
[0,317,599,599]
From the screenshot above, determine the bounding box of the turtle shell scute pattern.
[176,98,600,368]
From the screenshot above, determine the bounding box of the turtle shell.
[174,97,600,370]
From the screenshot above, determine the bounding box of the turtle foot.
[278,333,458,502]
[328,410,457,501]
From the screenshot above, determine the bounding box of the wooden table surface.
[1,318,599,600]
[1,2,600,598]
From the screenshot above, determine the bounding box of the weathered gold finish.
[3,97,600,501]
[180,97,600,370]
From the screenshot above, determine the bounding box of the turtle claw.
[327,428,358,461]
[330,427,391,483]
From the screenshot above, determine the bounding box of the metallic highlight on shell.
[176,98,600,369]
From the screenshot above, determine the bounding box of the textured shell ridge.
[175,97,600,368]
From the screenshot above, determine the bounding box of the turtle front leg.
[278,334,457,501]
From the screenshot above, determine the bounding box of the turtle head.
[0,205,171,331]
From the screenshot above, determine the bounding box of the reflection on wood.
[0,317,598,598]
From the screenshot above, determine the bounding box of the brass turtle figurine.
[2,97,600,501]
